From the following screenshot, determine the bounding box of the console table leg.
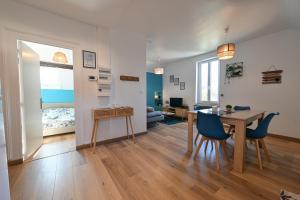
[91,120,96,147]
[93,120,99,153]
[126,116,129,139]
[128,116,136,143]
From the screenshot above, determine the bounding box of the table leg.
[188,112,194,153]
[93,120,99,153]
[90,120,96,147]
[128,116,136,143]
[125,116,129,139]
[233,120,246,173]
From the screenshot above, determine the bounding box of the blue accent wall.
[146,72,163,110]
[41,89,74,103]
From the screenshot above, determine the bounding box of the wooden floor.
[31,133,75,160]
[9,123,300,200]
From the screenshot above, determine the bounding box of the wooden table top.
[188,109,265,121]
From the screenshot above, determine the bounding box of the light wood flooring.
[9,123,300,200]
[31,133,75,160]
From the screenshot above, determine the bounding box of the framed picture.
[226,62,243,78]
[180,82,185,90]
[170,75,174,83]
[174,78,179,85]
[83,50,96,69]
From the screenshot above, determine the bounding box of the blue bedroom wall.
[146,72,163,110]
[41,89,74,103]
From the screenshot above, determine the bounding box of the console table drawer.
[115,107,133,116]
[94,108,115,119]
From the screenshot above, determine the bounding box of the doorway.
[18,40,75,161]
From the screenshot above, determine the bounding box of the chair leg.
[214,140,220,171]
[194,132,200,145]
[210,140,214,151]
[220,141,228,160]
[260,139,271,162]
[204,140,209,154]
[194,136,205,159]
[255,139,263,170]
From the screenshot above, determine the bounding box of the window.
[196,59,220,104]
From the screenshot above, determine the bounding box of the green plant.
[226,105,232,110]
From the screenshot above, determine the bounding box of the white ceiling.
[13,0,300,69]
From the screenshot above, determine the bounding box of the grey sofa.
[147,107,164,124]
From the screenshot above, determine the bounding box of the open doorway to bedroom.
[18,40,75,161]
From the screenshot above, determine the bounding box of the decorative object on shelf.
[120,75,139,82]
[262,66,283,84]
[165,100,170,107]
[154,91,162,110]
[225,104,233,113]
[217,26,236,60]
[53,52,68,64]
[83,50,96,69]
[170,75,174,83]
[174,77,179,85]
[225,62,243,84]
[98,67,112,96]
[180,82,185,90]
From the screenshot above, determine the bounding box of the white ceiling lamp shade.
[217,27,236,60]
[154,67,164,75]
[153,57,164,74]
[53,51,68,64]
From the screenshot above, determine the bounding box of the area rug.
[159,116,184,125]
[280,190,300,200]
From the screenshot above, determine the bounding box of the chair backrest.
[196,111,228,140]
[254,112,280,138]
[194,104,212,110]
[234,105,251,111]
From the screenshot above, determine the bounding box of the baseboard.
[8,158,23,166]
[268,133,300,143]
[43,131,75,138]
[76,131,148,150]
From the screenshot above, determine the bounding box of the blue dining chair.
[193,111,231,170]
[246,112,280,169]
[194,105,213,145]
[234,105,251,111]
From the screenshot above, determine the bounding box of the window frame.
[195,58,220,105]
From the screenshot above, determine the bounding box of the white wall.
[164,29,300,138]
[0,0,146,160]
[163,52,215,108]
[40,67,74,90]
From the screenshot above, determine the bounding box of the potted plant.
[225,105,233,113]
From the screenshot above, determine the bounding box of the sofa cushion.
[147,111,162,118]
[147,107,154,112]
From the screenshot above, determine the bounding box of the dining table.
[187,109,265,173]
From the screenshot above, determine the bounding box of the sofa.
[147,107,164,124]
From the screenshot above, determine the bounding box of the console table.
[91,106,135,152]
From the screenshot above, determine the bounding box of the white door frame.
[1,27,80,161]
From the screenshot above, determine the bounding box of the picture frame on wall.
[83,50,96,69]
[226,62,243,78]
[180,82,185,90]
[174,78,179,85]
[170,75,174,83]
